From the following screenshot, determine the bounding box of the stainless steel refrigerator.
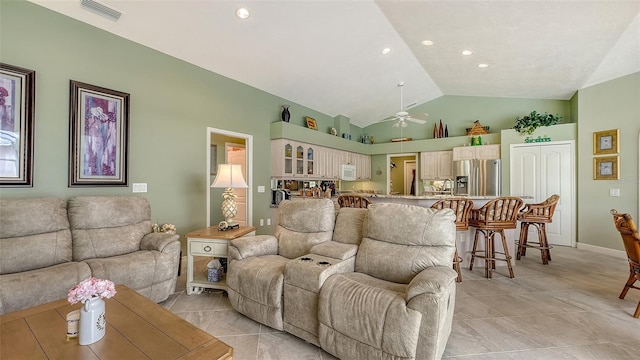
[453,159,502,196]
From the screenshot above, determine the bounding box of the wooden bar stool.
[611,209,640,318]
[431,198,474,282]
[468,197,523,279]
[337,194,371,208]
[516,194,559,265]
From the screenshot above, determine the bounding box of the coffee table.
[0,285,232,360]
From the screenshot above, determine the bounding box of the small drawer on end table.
[190,241,227,257]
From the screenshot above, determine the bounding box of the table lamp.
[210,163,248,227]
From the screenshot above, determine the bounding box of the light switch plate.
[133,183,147,193]
[258,186,265,193]
[609,188,620,197]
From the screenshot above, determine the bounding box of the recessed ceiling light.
[380,48,391,55]
[235,7,250,19]
[421,40,434,46]
[478,63,489,68]
[462,50,473,56]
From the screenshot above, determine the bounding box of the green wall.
[576,72,639,251]
[0,1,332,245]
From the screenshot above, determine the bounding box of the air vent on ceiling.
[80,0,123,20]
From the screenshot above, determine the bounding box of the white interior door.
[227,143,247,227]
[511,142,575,247]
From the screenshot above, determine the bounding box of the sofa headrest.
[333,207,367,245]
[0,197,69,238]
[277,199,335,233]
[68,196,150,229]
[365,203,455,246]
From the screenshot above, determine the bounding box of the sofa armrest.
[310,241,358,260]
[140,232,180,253]
[405,266,457,302]
[228,235,278,260]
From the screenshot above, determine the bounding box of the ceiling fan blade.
[379,116,398,123]
[407,117,426,124]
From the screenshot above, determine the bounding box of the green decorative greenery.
[513,111,562,135]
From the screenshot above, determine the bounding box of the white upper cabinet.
[271,140,370,180]
[421,151,453,179]
[453,144,500,161]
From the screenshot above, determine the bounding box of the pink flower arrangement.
[67,277,117,304]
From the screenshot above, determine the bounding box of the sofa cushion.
[275,199,335,259]
[332,207,367,245]
[356,204,456,284]
[0,197,72,274]
[69,196,152,261]
[319,273,421,359]
[0,261,91,315]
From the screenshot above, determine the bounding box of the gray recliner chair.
[226,198,335,330]
[318,203,457,360]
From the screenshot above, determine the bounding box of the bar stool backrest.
[469,196,523,230]
[611,209,640,266]
[518,194,559,223]
[337,194,371,208]
[431,198,474,231]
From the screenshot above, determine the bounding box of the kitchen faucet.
[443,178,454,195]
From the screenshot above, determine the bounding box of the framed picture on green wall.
[69,80,130,187]
[0,63,35,187]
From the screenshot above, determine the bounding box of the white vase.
[79,297,106,345]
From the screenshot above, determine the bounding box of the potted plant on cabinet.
[513,111,562,135]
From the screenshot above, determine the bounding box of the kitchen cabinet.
[420,151,453,180]
[271,140,370,180]
[453,144,500,161]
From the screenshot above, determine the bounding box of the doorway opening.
[206,127,253,228]
[387,153,418,195]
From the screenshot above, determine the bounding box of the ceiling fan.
[380,82,428,127]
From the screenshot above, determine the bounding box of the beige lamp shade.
[210,164,248,189]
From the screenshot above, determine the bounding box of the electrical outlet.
[132,183,147,193]
[458,233,466,243]
[610,188,620,197]
[260,219,264,226]
[267,218,271,226]
[257,186,265,193]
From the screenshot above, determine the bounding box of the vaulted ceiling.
[29,0,640,127]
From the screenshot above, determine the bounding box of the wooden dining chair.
[337,194,371,208]
[468,196,523,279]
[611,209,640,318]
[431,198,474,282]
[516,194,560,265]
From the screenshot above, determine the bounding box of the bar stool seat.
[431,198,474,282]
[468,197,523,279]
[516,194,559,265]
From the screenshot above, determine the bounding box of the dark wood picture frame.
[0,63,35,187]
[69,80,129,187]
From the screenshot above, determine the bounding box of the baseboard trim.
[577,242,626,259]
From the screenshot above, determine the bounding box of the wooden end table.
[185,226,256,295]
[0,285,232,359]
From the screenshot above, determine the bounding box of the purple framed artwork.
[0,63,35,187]
[69,80,129,187]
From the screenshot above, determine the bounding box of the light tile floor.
[161,246,640,360]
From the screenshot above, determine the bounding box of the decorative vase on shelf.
[439,120,444,138]
[79,297,106,345]
[433,123,438,138]
[281,105,290,122]
[445,125,449,137]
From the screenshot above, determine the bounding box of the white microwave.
[340,164,357,181]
